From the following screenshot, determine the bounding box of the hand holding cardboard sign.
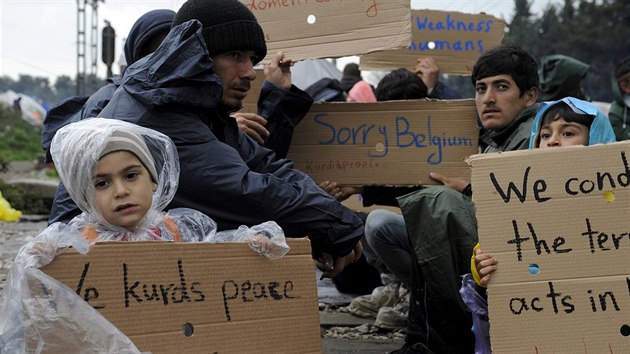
[414,57,440,95]
[264,51,293,90]
[473,247,498,287]
[317,241,363,279]
[318,180,362,202]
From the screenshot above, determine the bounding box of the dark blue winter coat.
[50,20,363,257]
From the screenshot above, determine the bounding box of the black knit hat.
[172,0,267,64]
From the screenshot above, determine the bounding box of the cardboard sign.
[286,99,479,185]
[241,0,411,62]
[40,239,321,354]
[361,10,505,75]
[468,142,630,353]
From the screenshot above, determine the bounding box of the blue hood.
[123,9,175,65]
[118,19,222,110]
[529,97,616,149]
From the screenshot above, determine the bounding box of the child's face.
[538,117,589,149]
[92,151,157,230]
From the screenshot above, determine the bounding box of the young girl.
[0,118,288,353]
[461,96,616,354]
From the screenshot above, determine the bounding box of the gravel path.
[0,216,48,294]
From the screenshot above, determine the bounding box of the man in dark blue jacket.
[45,7,311,226]
[50,0,364,275]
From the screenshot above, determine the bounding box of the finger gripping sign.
[41,239,321,354]
[468,142,630,353]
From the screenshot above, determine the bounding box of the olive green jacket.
[394,103,537,352]
[609,73,630,141]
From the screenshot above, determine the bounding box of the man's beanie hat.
[172,0,267,64]
[100,130,159,183]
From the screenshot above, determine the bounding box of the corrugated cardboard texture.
[40,238,321,354]
[241,0,411,62]
[286,99,479,185]
[361,10,504,75]
[469,142,630,353]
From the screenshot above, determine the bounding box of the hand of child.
[474,247,498,287]
[249,234,274,253]
[247,233,290,260]
[17,240,59,269]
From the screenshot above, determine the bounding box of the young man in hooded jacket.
[388,43,540,354]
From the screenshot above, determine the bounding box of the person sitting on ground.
[43,10,309,223]
[381,43,540,354]
[49,118,287,249]
[460,96,615,354]
[320,61,463,325]
[609,56,630,141]
[0,118,288,353]
[322,65,434,327]
[47,0,364,277]
[538,54,590,101]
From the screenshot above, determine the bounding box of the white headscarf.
[50,118,180,234]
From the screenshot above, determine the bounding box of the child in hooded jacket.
[460,96,617,354]
[0,118,288,353]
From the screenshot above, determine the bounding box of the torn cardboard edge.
[40,238,322,354]
[360,9,505,74]
[244,0,412,63]
[469,141,630,353]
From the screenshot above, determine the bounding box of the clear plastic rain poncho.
[0,118,289,353]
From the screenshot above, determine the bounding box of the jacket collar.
[480,104,537,149]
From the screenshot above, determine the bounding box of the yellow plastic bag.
[0,191,22,222]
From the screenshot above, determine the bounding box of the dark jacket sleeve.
[361,186,423,207]
[428,81,462,100]
[48,182,82,224]
[257,81,313,158]
[140,110,363,259]
[41,80,120,163]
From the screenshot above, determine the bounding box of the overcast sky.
[0,0,561,83]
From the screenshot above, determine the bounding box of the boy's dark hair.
[375,68,428,101]
[540,101,594,129]
[471,43,538,97]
